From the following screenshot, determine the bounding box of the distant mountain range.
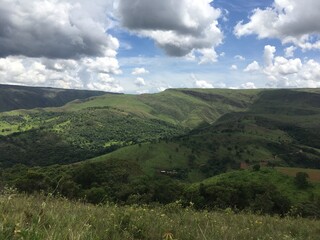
[1,85,320,216]
[0,86,319,170]
[0,84,115,112]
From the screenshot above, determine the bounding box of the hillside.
[1,88,320,170]
[0,88,259,167]
[2,164,320,217]
[83,89,320,182]
[1,87,320,218]
[0,84,109,112]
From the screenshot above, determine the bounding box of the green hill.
[83,89,320,182]
[0,84,109,112]
[0,88,260,167]
[1,86,320,217]
[1,88,320,170]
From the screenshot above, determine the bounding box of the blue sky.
[1,0,320,93]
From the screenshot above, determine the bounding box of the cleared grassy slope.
[276,167,320,183]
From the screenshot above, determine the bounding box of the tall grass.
[0,192,319,240]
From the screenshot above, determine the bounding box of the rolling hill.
[0,84,109,112]
[1,86,320,217]
[1,88,320,170]
[82,89,320,184]
[0,88,259,167]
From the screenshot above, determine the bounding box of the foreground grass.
[0,194,319,240]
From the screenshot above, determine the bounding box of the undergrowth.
[0,191,319,240]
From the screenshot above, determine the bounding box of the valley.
[0,86,320,222]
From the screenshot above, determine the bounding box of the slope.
[0,88,259,167]
[86,89,320,182]
[0,84,109,112]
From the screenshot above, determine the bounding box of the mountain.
[1,87,320,170]
[1,86,320,217]
[83,89,320,184]
[0,84,110,112]
[0,88,259,167]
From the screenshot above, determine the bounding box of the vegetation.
[0,84,107,112]
[2,164,320,218]
[276,167,320,183]
[1,86,320,237]
[0,193,319,240]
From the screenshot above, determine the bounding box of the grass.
[89,141,211,182]
[276,167,320,183]
[0,193,319,240]
[91,142,200,179]
[189,168,320,204]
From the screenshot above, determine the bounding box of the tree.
[252,164,260,171]
[294,172,309,189]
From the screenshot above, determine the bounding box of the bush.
[294,172,309,189]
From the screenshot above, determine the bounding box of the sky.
[1,0,320,93]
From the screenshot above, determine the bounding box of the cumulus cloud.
[0,0,117,59]
[198,48,219,64]
[194,80,213,88]
[234,0,320,50]
[0,57,82,88]
[241,82,256,89]
[132,68,149,75]
[134,77,146,87]
[230,65,238,70]
[284,46,297,58]
[264,45,276,66]
[261,45,320,88]
[117,0,223,61]
[0,55,124,92]
[87,73,123,92]
[244,61,260,72]
[0,0,124,92]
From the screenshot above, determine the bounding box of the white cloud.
[194,80,213,88]
[132,68,149,75]
[0,0,123,92]
[261,45,320,88]
[134,77,146,87]
[198,48,219,64]
[0,55,124,92]
[0,56,81,88]
[230,65,238,70]
[0,0,117,59]
[234,55,246,61]
[87,73,123,92]
[264,45,276,66]
[82,56,121,75]
[234,0,320,50]
[118,0,223,61]
[185,51,196,61]
[284,46,297,58]
[244,61,260,72]
[241,82,256,89]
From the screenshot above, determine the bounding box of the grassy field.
[276,167,320,183]
[0,193,319,240]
